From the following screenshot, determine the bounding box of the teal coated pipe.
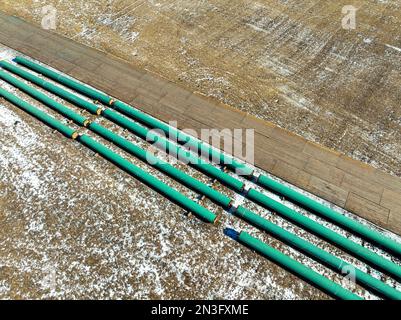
[225,229,363,300]
[0,69,89,127]
[4,76,396,298]
[0,88,217,223]
[5,72,401,299]
[12,57,110,104]
[77,134,217,223]
[8,58,401,280]
[0,87,76,139]
[5,77,395,298]
[257,175,401,258]
[88,122,232,208]
[13,56,401,259]
[234,206,401,299]
[0,69,231,208]
[1,60,244,193]
[246,188,401,281]
[2,78,356,300]
[101,109,245,192]
[0,60,100,115]
[13,56,253,176]
[112,99,254,176]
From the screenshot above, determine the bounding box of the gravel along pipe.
[0,87,77,139]
[12,56,401,259]
[0,61,244,193]
[2,78,395,299]
[6,59,401,280]
[233,206,401,299]
[224,228,363,300]
[0,88,217,224]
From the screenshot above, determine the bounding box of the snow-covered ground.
[1,45,401,299]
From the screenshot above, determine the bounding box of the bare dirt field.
[1,0,400,177]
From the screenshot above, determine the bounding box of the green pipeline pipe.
[257,175,401,258]
[0,88,216,223]
[77,134,216,223]
[13,56,401,259]
[7,59,401,280]
[246,188,401,281]
[0,61,244,193]
[2,77,394,298]
[88,122,232,208]
[4,76,395,299]
[12,56,253,176]
[101,109,244,192]
[0,69,89,127]
[13,57,111,105]
[234,206,401,299]
[224,228,362,300]
[111,100,254,176]
[0,80,356,297]
[0,87,77,139]
[0,69,231,209]
[1,60,100,115]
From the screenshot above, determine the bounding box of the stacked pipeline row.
[0,55,401,300]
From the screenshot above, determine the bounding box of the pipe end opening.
[224,228,239,241]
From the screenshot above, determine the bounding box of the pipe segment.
[7,58,401,281]
[5,73,396,299]
[77,134,216,223]
[13,56,111,104]
[0,69,89,127]
[0,87,77,139]
[0,60,100,115]
[11,56,253,176]
[224,228,363,300]
[101,109,245,192]
[0,69,231,208]
[245,188,401,281]
[13,56,401,259]
[256,174,401,258]
[2,77,395,298]
[1,60,244,193]
[233,206,401,299]
[111,100,254,176]
[0,88,217,223]
[88,122,232,208]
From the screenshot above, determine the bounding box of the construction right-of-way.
[1,55,400,300]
